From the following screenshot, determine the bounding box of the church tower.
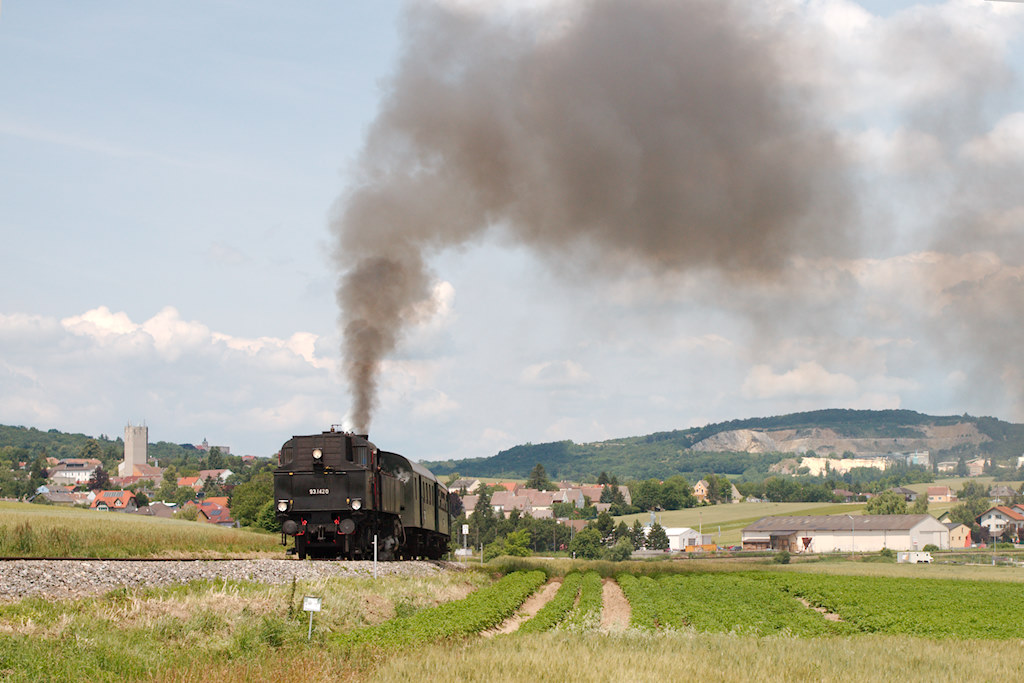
[119,423,148,477]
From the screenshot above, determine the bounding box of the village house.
[693,479,710,503]
[966,458,987,477]
[490,490,533,518]
[90,490,138,513]
[977,505,1024,540]
[448,478,482,494]
[927,486,957,503]
[186,500,236,526]
[177,476,204,492]
[988,485,1017,503]
[944,522,972,548]
[889,486,919,502]
[741,514,949,553]
[833,489,858,503]
[49,459,103,486]
[197,469,233,483]
[134,502,177,518]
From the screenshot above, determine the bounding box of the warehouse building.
[741,514,949,554]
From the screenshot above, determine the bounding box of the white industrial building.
[741,514,949,554]
[663,527,713,551]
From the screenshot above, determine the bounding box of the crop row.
[518,572,582,634]
[618,573,848,636]
[770,573,1024,639]
[335,570,546,649]
[565,571,603,630]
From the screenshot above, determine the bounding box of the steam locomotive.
[273,428,450,560]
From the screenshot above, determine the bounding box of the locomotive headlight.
[350,498,362,510]
[276,500,289,513]
[312,448,323,461]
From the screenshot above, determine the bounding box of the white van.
[897,551,932,564]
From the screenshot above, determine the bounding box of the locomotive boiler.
[273,428,450,560]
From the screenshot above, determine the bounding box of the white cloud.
[962,111,1024,164]
[841,127,945,174]
[742,361,858,399]
[520,360,591,388]
[412,390,460,419]
[62,306,140,339]
[0,306,337,454]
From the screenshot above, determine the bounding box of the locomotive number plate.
[308,488,330,495]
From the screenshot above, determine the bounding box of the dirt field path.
[600,578,631,631]
[483,579,562,637]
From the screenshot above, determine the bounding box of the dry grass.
[0,502,280,557]
[372,630,1024,682]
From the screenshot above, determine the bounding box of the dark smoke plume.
[332,0,854,432]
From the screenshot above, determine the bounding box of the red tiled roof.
[994,505,1024,521]
[90,490,136,508]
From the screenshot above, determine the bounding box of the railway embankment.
[0,558,463,601]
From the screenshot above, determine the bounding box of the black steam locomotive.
[273,428,450,560]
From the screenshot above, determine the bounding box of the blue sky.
[3,1,1024,461]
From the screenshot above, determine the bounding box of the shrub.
[773,550,790,564]
[923,544,939,552]
[605,537,634,562]
[879,547,895,558]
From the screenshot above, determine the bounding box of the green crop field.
[5,558,1024,681]
[0,501,281,558]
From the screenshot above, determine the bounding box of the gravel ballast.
[0,559,465,601]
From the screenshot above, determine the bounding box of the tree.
[206,447,225,470]
[171,486,197,508]
[503,529,532,557]
[470,486,498,545]
[255,499,280,532]
[606,537,634,561]
[568,527,603,559]
[647,522,670,550]
[865,490,908,515]
[633,479,661,511]
[630,519,646,550]
[595,511,614,538]
[958,481,988,501]
[29,455,48,481]
[597,471,610,486]
[910,496,929,514]
[526,463,555,491]
[229,470,273,526]
[87,466,109,491]
[80,439,102,462]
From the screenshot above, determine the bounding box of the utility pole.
[846,514,855,560]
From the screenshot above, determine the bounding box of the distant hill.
[425,409,1024,482]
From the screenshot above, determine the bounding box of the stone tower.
[119,423,148,477]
